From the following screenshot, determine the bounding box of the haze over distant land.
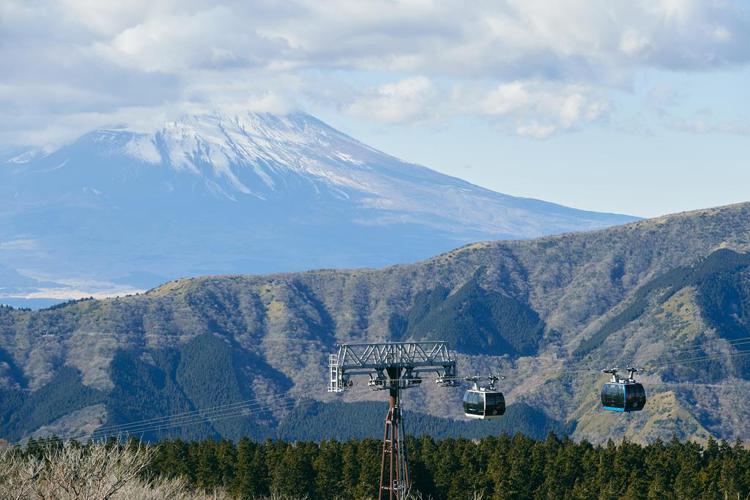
[0,112,635,307]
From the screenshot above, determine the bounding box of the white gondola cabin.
[462,376,505,419]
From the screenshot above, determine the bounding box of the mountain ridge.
[0,201,749,444]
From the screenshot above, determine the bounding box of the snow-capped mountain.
[0,111,636,303]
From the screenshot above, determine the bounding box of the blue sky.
[318,67,750,217]
[2,0,749,218]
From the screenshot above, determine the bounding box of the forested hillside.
[14,434,750,499]
[1,202,750,444]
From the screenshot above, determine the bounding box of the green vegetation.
[106,348,204,441]
[398,275,546,356]
[13,434,750,499]
[1,367,104,442]
[106,333,288,442]
[277,401,568,441]
[0,346,25,388]
[696,264,750,378]
[176,333,274,440]
[0,387,24,436]
[4,204,750,445]
[575,249,750,358]
[146,434,750,499]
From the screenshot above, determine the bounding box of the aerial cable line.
[92,401,297,439]
[564,348,750,377]
[89,392,296,435]
[565,332,750,374]
[627,342,750,371]
[90,397,275,434]
[89,397,299,438]
[68,398,301,442]
[90,396,299,438]
[647,334,750,355]
[37,333,750,443]
[645,348,750,371]
[60,391,302,442]
[69,400,292,442]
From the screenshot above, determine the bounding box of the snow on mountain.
[0,111,637,303]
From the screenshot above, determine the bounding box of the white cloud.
[1,0,749,145]
[619,29,650,57]
[478,82,610,138]
[92,5,290,73]
[347,77,439,123]
[346,78,609,137]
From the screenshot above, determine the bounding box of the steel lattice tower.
[328,342,458,500]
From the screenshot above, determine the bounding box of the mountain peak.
[162,111,330,144]
[0,110,637,303]
[114,110,377,196]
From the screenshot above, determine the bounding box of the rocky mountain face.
[0,112,634,304]
[1,202,749,444]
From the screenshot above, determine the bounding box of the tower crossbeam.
[327,341,458,500]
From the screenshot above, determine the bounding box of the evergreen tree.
[195,439,220,490]
[116,432,750,499]
[233,437,260,499]
[216,438,236,487]
[314,440,343,499]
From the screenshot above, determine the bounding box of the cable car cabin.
[600,368,646,413]
[601,382,646,412]
[463,388,505,419]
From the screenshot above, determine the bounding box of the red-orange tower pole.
[379,368,410,499]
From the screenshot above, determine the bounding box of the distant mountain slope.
[277,401,568,442]
[0,112,635,303]
[1,202,749,444]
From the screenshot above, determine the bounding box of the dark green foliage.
[106,348,204,441]
[402,275,546,355]
[0,386,25,432]
[175,333,277,441]
[699,270,750,340]
[406,286,450,328]
[610,258,626,284]
[105,333,288,442]
[0,347,27,431]
[2,367,104,441]
[576,249,750,358]
[696,265,750,378]
[0,346,26,388]
[143,434,750,500]
[276,400,567,441]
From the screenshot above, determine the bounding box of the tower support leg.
[379,372,410,499]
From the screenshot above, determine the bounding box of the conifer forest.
[5,434,750,499]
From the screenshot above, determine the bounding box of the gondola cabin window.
[601,383,625,410]
[463,390,483,415]
[485,392,505,417]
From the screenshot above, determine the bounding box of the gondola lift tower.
[328,341,458,500]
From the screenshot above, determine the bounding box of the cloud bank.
[2,0,749,145]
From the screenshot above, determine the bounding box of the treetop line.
[12,433,750,500]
